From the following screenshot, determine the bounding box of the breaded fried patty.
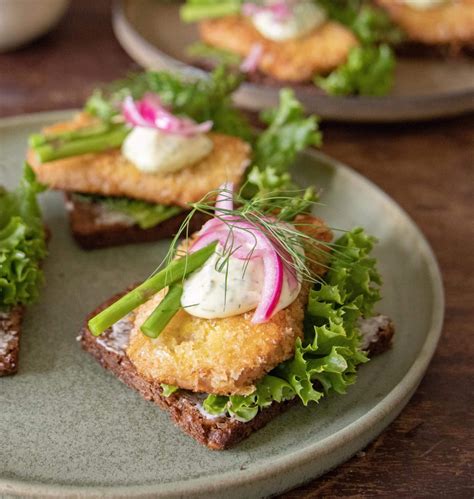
[28,114,251,207]
[126,216,333,396]
[376,0,474,47]
[199,16,358,82]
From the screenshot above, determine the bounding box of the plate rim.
[112,0,474,123]
[0,110,445,498]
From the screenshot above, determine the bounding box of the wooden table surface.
[0,1,472,496]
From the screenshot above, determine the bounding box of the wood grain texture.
[0,0,473,496]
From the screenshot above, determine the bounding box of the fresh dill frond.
[155,186,357,289]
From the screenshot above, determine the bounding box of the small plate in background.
[113,0,474,122]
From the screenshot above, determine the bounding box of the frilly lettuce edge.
[199,227,381,422]
[0,165,47,310]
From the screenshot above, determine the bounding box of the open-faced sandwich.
[80,183,395,449]
[375,0,474,49]
[27,68,320,249]
[0,166,47,376]
[181,0,404,96]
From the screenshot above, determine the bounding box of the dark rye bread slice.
[358,315,395,357]
[80,291,395,450]
[64,193,209,250]
[0,307,24,376]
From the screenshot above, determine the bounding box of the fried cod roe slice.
[199,15,358,82]
[28,113,251,207]
[126,216,333,396]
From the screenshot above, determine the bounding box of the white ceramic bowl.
[0,0,69,52]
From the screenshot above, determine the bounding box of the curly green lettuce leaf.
[315,44,395,97]
[314,1,402,96]
[0,165,47,310]
[161,383,179,397]
[85,66,252,142]
[245,165,318,221]
[74,194,182,230]
[254,88,322,174]
[0,164,45,229]
[202,227,381,422]
[224,87,323,205]
[324,227,382,318]
[317,0,404,45]
[203,375,295,422]
[351,5,404,45]
[242,89,321,202]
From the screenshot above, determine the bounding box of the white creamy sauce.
[181,245,301,320]
[188,393,228,420]
[70,194,134,227]
[194,401,227,420]
[95,208,135,227]
[401,0,449,9]
[358,315,389,350]
[96,315,132,355]
[122,127,213,174]
[251,1,327,41]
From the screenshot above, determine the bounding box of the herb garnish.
[0,165,47,311]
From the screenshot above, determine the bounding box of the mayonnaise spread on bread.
[181,244,302,319]
[401,0,449,9]
[122,127,213,174]
[251,1,326,42]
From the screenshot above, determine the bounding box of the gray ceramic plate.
[0,111,443,498]
[112,0,474,122]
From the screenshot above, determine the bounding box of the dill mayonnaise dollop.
[181,246,302,319]
[122,127,213,174]
[251,1,327,42]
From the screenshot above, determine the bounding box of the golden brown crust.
[126,216,333,396]
[28,115,251,207]
[199,16,358,82]
[376,0,474,47]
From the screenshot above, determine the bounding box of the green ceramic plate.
[0,111,443,498]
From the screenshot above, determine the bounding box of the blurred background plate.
[0,0,70,52]
[1,110,443,498]
[113,0,474,123]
